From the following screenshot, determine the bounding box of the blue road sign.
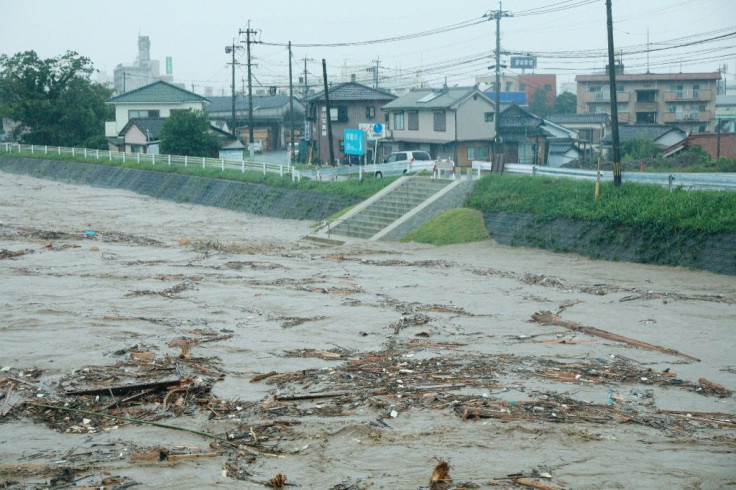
[344,129,365,155]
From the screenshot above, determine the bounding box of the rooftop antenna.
[646,28,650,74]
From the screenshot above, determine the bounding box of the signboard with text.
[343,129,365,155]
[510,56,536,69]
[358,122,386,140]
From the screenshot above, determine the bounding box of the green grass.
[0,149,393,200]
[400,208,490,245]
[465,174,736,234]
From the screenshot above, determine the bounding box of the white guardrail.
[1,143,294,178]
[472,161,736,191]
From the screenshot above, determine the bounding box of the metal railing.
[503,164,736,191]
[1,143,293,178]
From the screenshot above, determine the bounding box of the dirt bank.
[1,172,735,489]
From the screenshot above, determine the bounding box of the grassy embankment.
[3,150,735,247]
[0,149,392,200]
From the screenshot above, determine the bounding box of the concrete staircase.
[328,177,451,239]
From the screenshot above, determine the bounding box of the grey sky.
[1,0,734,94]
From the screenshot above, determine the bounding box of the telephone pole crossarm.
[484,4,512,171]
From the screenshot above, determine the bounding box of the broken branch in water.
[531,311,700,361]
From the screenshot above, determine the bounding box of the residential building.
[498,104,577,166]
[305,82,396,164]
[547,113,610,161]
[575,69,721,132]
[716,95,736,133]
[205,95,304,151]
[105,80,210,151]
[117,117,165,154]
[381,86,496,168]
[601,124,687,153]
[475,73,557,106]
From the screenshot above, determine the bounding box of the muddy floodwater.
[1,172,735,489]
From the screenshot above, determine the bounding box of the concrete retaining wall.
[0,158,361,221]
[483,211,736,276]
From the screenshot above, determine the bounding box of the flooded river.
[1,172,734,489]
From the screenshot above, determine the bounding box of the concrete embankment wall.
[0,158,361,221]
[1,157,733,275]
[483,211,736,276]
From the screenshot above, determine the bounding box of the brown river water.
[0,172,734,489]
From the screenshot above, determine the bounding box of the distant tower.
[138,36,151,67]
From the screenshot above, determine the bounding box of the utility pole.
[371,57,381,89]
[288,42,295,159]
[240,22,259,147]
[485,3,512,172]
[606,0,622,186]
[322,59,335,166]
[225,41,241,136]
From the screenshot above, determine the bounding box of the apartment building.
[575,70,721,133]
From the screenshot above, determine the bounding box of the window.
[505,82,513,91]
[408,111,418,130]
[329,106,348,122]
[128,110,159,119]
[636,90,657,103]
[484,112,495,123]
[468,147,489,159]
[365,106,375,118]
[393,112,404,130]
[693,84,700,98]
[433,111,446,132]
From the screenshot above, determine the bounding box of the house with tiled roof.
[381,86,496,168]
[305,82,396,164]
[601,124,688,159]
[117,117,166,154]
[205,94,304,152]
[498,104,577,165]
[105,80,210,151]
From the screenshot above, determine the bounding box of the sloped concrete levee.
[0,157,361,221]
[326,176,470,241]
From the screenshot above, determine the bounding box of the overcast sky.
[1,0,734,94]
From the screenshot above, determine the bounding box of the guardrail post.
[202,157,206,169]
[668,174,675,190]
[108,150,112,161]
[57,146,61,155]
[262,162,266,175]
[72,147,75,157]
[184,156,188,167]
[136,152,140,163]
[168,154,171,166]
[96,149,99,160]
[122,152,126,163]
[241,160,244,173]
[221,158,224,171]
[151,154,155,165]
[84,148,87,158]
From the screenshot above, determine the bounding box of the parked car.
[372,150,435,178]
[248,139,264,154]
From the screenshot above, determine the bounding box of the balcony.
[662,111,713,123]
[581,91,630,103]
[663,89,713,102]
[635,102,659,113]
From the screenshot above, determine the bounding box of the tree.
[621,137,657,160]
[528,87,552,118]
[0,50,112,147]
[159,110,220,157]
[554,91,577,114]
